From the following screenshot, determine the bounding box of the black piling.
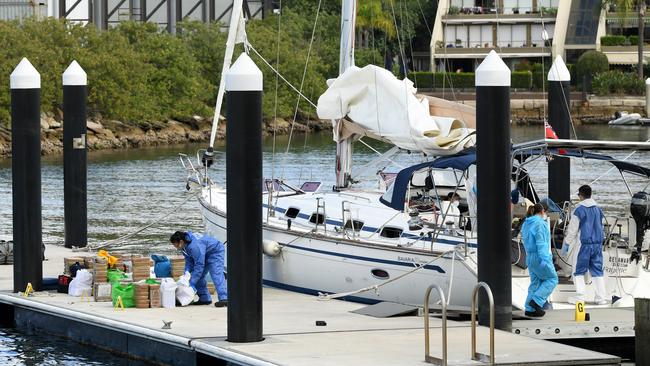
[475,50,512,331]
[63,61,88,249]
[547,56,571,205]
[11,58,43,292]
[225,53,263,343]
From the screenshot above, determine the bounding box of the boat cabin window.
[344,219,364,232]
[380,226,403,238]
[309,213,326,224]
[300,181,321,192]
[285,207,300,219]
[371,269,390,279]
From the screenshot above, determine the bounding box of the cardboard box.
[94,282,112,302]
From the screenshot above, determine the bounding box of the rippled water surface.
[0,328,149,365]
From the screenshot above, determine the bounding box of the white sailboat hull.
[199,191,480,307]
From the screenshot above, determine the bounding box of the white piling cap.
[63,60,87,86]
[646,78,650,85]
[226,53,263,91]
[475,50,510,86]
[10,58,40,89]
[548,56,570,82]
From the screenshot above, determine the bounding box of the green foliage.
[514,59,532,72]
[448,6,460,15]
[628,35,639,45]
[576,50,609,81]
[0,18,212,126]
[511,71,533,89]
[408,71,531,89]
[601,35,627,46]
[593,70,645,95]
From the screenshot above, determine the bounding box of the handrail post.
[471,281,495,364]
[424,284,447,365]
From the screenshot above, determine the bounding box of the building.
[0,1,268,30]
[430,0,608,72]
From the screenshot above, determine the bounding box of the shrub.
[408,71,531,89]
[512,71,532,89]
[448,6,460,15]
[514,59,532,72]
[593,70,644,95]
[628,35,639,45]
[600,35,627,46]
[576,50,609,82]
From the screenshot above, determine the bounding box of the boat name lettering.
[397,256,426,264]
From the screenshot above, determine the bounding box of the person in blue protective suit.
[170,231,228,307]
[521,203,558,317]
[563,185,607,305]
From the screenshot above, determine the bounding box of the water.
[0,124,649,363]
[0,328,149,365]
[2,125,650,251]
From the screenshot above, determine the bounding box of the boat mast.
[334,0,356,189]
[207,0,246,153]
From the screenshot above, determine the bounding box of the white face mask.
[542,213,548,221]
[451,201,460,208]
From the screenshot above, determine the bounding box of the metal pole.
[63,61,88,249]
[176,0,182,21]
[167,0,176,34]
[645,78,650,117]
[102,0,108,29]
[547,56,571,205]
[140,0,147,22]
[201,0,208,23]
[475,50,512,331]
[58,0,65,18]
[93,0,102,30]
[11,58,42,293]
[226,53,263,343]
[636,297,650,365]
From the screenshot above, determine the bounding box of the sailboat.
[187,0,650,310]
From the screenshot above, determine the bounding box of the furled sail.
[317,65,476,155]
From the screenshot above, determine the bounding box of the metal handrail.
[424,284,447,366]
[471,282,495,364]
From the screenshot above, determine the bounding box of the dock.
[0,245,624,365]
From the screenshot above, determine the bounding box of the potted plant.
[448,6,460,15]
[455,39,463,48]
[513,7,519,14]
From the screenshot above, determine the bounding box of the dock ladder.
[424,284,447,365]
[471,282,495,364]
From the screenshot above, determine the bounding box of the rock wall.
[0,114,327,157]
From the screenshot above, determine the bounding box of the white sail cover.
[317,65,476,155]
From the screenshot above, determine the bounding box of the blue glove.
[561,243,569,256]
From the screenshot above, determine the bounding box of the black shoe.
[525,310,545,317]
[190,300,212,306]
[527,300,546,317]
[215,300,228,308]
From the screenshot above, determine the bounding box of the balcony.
[433,46,551,59]
[443,6,557,24]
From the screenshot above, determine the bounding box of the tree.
[356,0,396,49]
[608,0,645,79]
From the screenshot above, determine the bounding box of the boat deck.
[0,245,624,365]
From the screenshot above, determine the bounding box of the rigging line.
[248,45,318,109]
[391,0,419,150]
[79,190,202,251]
[357,138,405,169]
[389,0,407,77]
[589,138,650,185]
[415,0,431,34]
[271,0,282,187]
[285,0,323,155]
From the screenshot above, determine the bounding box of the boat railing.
[471,282,495,364]
[424,284,447,365]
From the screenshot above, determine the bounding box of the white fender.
[262,239,282,257]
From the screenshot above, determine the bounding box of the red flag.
[544,121,566,154]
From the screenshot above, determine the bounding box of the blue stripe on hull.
[202,213,447,273]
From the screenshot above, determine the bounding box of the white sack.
[175,272,196,306]
[68,269,93,297]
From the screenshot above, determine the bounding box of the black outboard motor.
[630,191,650,263]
